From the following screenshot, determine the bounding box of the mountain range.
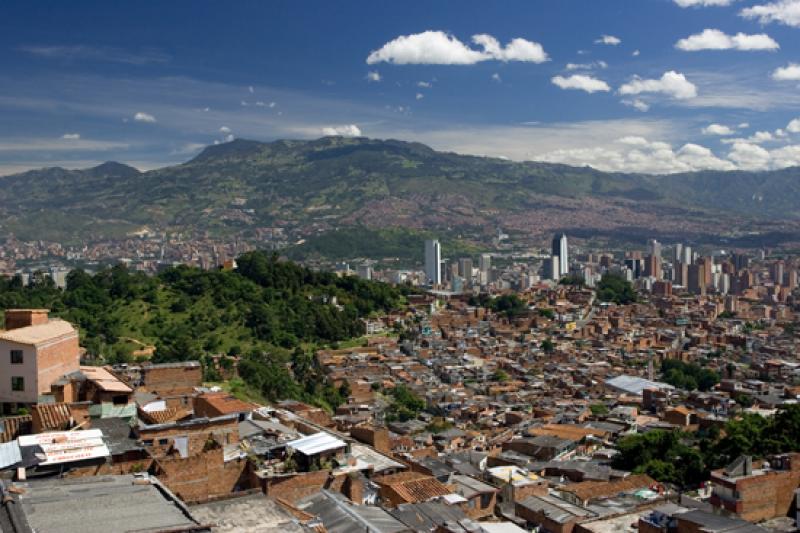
[2,136,799,248]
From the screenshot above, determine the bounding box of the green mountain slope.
[1,136,799,243]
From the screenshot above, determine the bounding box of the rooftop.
[0,318,76,346]
[7,475,207,533]
[287,431,346,456]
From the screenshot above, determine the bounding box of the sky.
[3,0,800,175]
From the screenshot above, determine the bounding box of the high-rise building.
[645,254,662,279]
[687,264,706,295]
[551,234,568,278]
[424,239,442,286]
[547,256,560,281]
[479,253,491,273]
[673,243,683,264]
[648,239,662,259]
[458,257,473,280]
[682,246,693,265]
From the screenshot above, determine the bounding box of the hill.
[1,136,799,246]
[0,251,407,406]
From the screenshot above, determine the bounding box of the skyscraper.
[551,233,568,278]
[424,239,442,286]
[648,239,662,259]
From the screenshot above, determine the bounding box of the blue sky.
[3,0,800,174]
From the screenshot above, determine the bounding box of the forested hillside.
[0,252,408,407]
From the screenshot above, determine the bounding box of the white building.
[551,234,568,278]
[424,239,442,286]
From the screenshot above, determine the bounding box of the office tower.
[789,270,798,290]
[673,243,683,264]
[479,253,491,273]
[424,239,442,286]
[675,262,688,286]
[458,257,473,279]
[687,264,706,295]
[551,233,568,278]
[547,256,560,281]
[648,239,662,259]
[698,257,712,287]
[645,254,662,279]
[732,253,750,271]
[682,246,693,265]
[771,260,785,285]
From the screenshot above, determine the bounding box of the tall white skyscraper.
[682,245,693,265]
[551,233,568,278]
[674,243,683,264]
[424,239,442,286]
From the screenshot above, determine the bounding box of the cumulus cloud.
[551,74,610,93]
[416,92,424,100]
[773,63,800,80]
[787,118,800,132]
[133,112,156,123]
[322,124,362,137]
[366,30,548,64]
[61,133,81,139]
[619,71,697,99]
[248,86,254,94]
[622,99,650,112]
[675,29,779,51]
[219,126,232,133]
[632,49,641,56]
[595,35,621,45]
[728,142,772,169]
[536,136,734,173]
[675,0,734,6]
[741,0,800,27]
[366,71,381,82]
[417,81,432,88]
[702,123,735,135]
[491,73,502,82]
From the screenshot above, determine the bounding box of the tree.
[540,338,555,353]
[596,273,637,305]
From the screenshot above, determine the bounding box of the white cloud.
[416,92,424,100]
[622,99,650,112]
[491,73,502,82]
[702,123,735,135]
[248,86,254,94]
[595,35,621,45]
[728,142,772,169]
[787,118,800,132]
[566,61,608,71]
[551,74,610,93]
[321,124,362,137]
[366,71,382,82]
[674,0,734,6]
[675,29,779,51]
[741,0,800,27]
[133,111,157,123]
[537,136,734,173]
[219,126,232,133]
[632,50,641,57]
[366,30,548,65]
[738,122,750,129]
[773,63,800,80]
[619,71,698,99]
[417,81,432,88]
[222,133,234,143]
[61,133,81,140]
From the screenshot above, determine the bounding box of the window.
[142,439,154,446]
[10,350,22,365]
[11,377,24,391]
[158,438,169,446]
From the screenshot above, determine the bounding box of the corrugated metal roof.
[0,440,21,470]
[287,432,346,456]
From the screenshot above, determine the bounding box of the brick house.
[709,454,800,522]
[0,309,80,413]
